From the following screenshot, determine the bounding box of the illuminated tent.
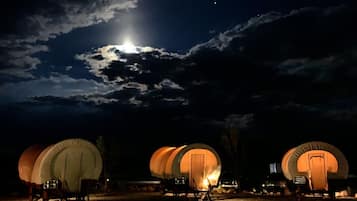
[18,138,103,193]
[18,144,47,183]
[149,143,222,191]
[281,141,349,191]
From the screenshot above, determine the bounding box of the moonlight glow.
[118,39,138,54]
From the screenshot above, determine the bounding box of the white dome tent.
[281,141,348,192]
[18,138,103,201]
[150,143,222,191]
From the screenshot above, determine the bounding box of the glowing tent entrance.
[281,141,348,191]
[149,143,222,191]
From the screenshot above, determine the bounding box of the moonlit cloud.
[3,3,357,127]
[76,45,122,82]
[65,66,73,71]
[7,56,41,70]
[188,11,282,54]
[0,0,138,78]
[0,73,115,103]
[71,4,357,121]
[154,79,184,90]
[0,44,49,78]
[75,44,189,108]
[82,96,118,105]
[162,97,189,105]
[76,44,182,83]
[9,0,138,44]
[118,82,149,93]
[277,56,338,81]
[128,96,143,106]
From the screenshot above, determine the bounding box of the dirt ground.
[1,191,356,201]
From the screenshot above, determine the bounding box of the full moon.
[119,38,138,54]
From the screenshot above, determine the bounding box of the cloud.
[308,98,357,122]
[224,114,255,129]
[273,101,319,113]
[188,11,282,54]
[277,57,337,80]
[277,51,357,82]
[182,4,357,125]
[0,44,49,78]
[65,66,72,71]
[207,113,255,130]
[128,96,143,106]
[4,3,356,129]
[162,97,189,105]
[72,3,357,121]
[75,45,187,107]
[2,0,138,44]
[323,107,357,121]
[118,82,149,93]
[188,6,356,82]
[81,96,118,105]
[0,73,115,103]
[76,45,123,83]
[1,2,357,148]
[76,44,183,83]
[0,0,138,78]
[188,4,357,64]
[154,79,184,90]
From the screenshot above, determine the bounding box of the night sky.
[1,0,357,195]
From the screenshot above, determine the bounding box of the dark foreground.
[1,192,356,201]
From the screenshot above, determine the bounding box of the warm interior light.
[202,168,221,189]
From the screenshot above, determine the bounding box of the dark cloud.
[208,113,255,130]
[74,3,357,118]
[0,73,115,104]
[3,3,357,142]
[183,3,357,119]
[193,5,356,58]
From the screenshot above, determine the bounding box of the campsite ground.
[1,191,357,201]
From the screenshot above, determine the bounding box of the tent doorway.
[190,154,205,190]
[309,153,328,191]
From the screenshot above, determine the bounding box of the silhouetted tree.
[221,114,254,181]
[221,118,239,181]
[96,136,109,192]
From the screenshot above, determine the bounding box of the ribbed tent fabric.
[150,143,221,190]
[281,141,349,191]
[18,138,103,193]
[149,146,178,178]
[18,144,47,183]
[281,147,297,180]
[30,144,54,185]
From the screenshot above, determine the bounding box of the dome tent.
[18,138,103,194]
[18,144,47,183]
[150,143,222,191]
[281,141,348,191]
